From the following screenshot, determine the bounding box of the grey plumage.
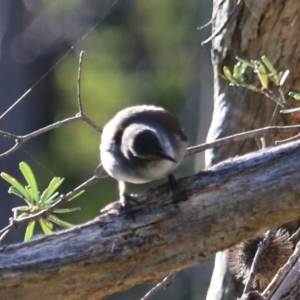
[100,105,188,184]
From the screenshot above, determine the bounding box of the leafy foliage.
[281,91,300,113]
[1,162,83,241]
[223,56,290,90]
[223,56,300,117]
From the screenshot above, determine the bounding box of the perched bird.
[99,105,188,215]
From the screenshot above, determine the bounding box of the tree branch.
[0,51,102,159]
[185,124,300,157]
[1,139,300,300]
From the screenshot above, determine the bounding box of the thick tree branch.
[1,140,300,300]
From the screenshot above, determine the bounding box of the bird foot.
[119,192,138,221]
[168,174,188,204]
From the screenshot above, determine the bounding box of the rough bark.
[206,0,300,299]
[266,242,300,299]
[1,140,300,300]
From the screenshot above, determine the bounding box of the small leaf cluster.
[1,162,83,241]
[223,56,290,90]
[281,91,300,114]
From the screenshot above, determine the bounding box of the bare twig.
[75,51,102,132]
[0,51,102,159]
[0,176,100,242]
[275,133,300,145]
[140,273,176,300]
[0,115,82,159]
[185,124,300,157]
[243,228,277,294]
[201,0,242,45]
[288,227,300,242]
[260,137,266,149]
[197,0,225,30]
[278,87,287,104]
[77,51,84,113]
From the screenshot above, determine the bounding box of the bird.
[99,105,188,216]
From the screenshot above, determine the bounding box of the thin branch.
[0,142,22,159]
[0,130,18,139]
[243,228,277,294]
[76,50,102,132]
[0,52,102,159]
[0,115,81,159]
[78,113,103,132]
[77,51,84,114]
[21,115,82,142]
[275,133,300,145]
[197,0,226,30]
[185,124,300,157]
[201,0,242,45]
[141,273,176,300]
[278,87,287,104]
[288,227,300,242]
[0,229,10,242]
[0,176,100,242]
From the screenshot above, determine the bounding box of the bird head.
[121,124,176,162]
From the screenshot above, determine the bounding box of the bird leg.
[168,174,188,203]
[118,181,137,220]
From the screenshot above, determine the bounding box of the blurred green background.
[0,0,214,299]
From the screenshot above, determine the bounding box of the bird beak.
[157,150,177,163]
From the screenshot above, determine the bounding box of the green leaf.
[45,192,60,204]
[280,107,300,113]
[40,177,64,204]
[256,63,269,89]
[261,56,277,76]
[289,91,300,100]
[235,56,255,68]
[54,207,81,213]
[25,186,35,203]
[24,221,36,241]
[1,172,29,199]
[8,187,31,205]
[19,162,39,203]
[46,220,53,229]
[233,63,243,82]
[240,62,248,75]
[223,66,237,83]
[279,69,290,86]
[244,84,258,91]
[233,63,241,79]
[39,219,53,235]
[48,214,74,228]
[68,190,85,202]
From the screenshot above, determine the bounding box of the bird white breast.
[101,146,178,184]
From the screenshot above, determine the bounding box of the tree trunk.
[206,0,300,299]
